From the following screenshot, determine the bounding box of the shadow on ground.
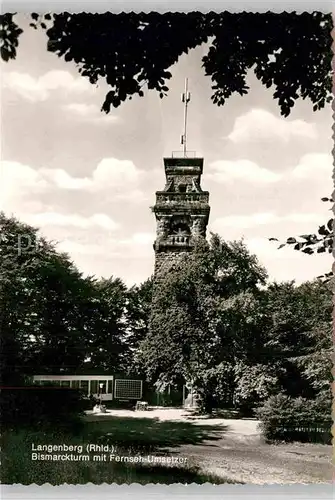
[84,415,227,453]
[184,408,258,420]
[1,425,234,485]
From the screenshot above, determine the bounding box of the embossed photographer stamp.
[0,9,332,487]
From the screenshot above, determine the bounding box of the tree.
[82,277,129,374]
[29,251,96,374]
[0,212,160,385]
[261,279,332,400]
[0,213,98,381]
[0,213,131,382]
[125,277,153,374]
[140,235,268,412]
[233,362,280,412]
[0,214,34,384]
[140,232,332,413]
[1,12,332,116]
[286,280,333,398]
[256,280,333,442]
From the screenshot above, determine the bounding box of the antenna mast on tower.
[181,78,191,158]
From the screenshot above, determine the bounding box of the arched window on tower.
[170,222,191,238]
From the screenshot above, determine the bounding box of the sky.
[1,14,333,286]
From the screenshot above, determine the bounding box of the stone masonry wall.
[153,249,191,288]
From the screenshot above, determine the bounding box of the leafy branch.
[269,198,334,280]
[1,12,332,115]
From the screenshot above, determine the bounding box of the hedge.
[256,393,332,444]
[0,384,94,431]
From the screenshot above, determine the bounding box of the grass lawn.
[1,415,238,485]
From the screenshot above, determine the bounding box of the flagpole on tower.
[181,78,191,158]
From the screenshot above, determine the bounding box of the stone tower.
[150,81,209,409]
[152,155,210,279]
[152,79,210,281]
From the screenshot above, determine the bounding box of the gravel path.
[87,407,332,484]
[175,434,332,484]
[174,414,331,484]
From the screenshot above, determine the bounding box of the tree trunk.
[202,393,214,414]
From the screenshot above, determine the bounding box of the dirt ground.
[87,407,332,484]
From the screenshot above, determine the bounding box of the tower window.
[171,222,190,236]
[178,184,187,193]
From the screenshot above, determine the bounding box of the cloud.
[116,189,147,203]
[36,158,143,192]
[24,212,119,230]
[131,232,155,245]
[113,232,156,258]
[1,159,146,225]
[0,160,49,213]
[121,232,155,246]
[55,231,155,260]
[91,158,141,188]
[206,151,332,186]
[207,159,281,184]
[66,103,97,116]
[211,212,322,232]
[212,213,277,230]
[64,103,119,125]
[227,108,317,143]
[1,160,47,194]
[56,240,109,256]
[2,70,93,101]
[291,153,332,180]
[284,213,326,224]
[39,168,91,190]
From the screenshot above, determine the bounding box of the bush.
[233,363,280,417]
[0,385,88,431]
[256,393,332,444]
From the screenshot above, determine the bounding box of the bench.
[135,401,149,411]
